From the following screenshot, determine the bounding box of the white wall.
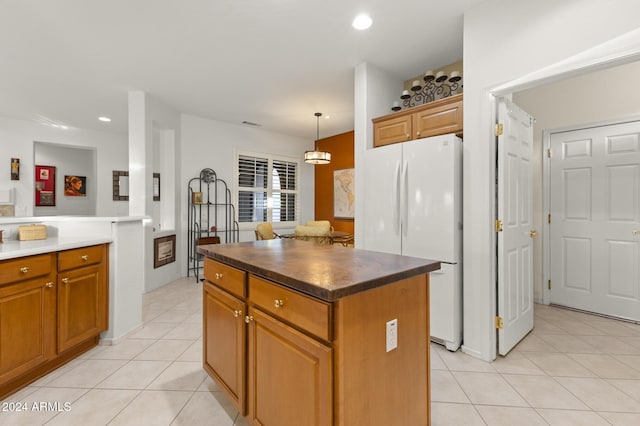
[353,62,404,247]
[128,91,183,293]
[180,113,314,275]
[463,0,640,361]
[513,60,640,304]
[0,116,128,217]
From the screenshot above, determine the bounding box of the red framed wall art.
[35,165,56,206]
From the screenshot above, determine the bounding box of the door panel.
[550,121,640,321]
[362,143,402,255]
[497,99,534,355]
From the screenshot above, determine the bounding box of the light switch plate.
[386,319,398,352]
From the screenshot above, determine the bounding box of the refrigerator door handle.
[402,161,409,237]
[394,160,401,235]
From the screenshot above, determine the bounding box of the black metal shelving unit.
[187,168,239,281]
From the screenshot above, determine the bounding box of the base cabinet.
[0,264,56,384]
[57,245,108,353]
[0,244,108,399]
[203,281,246,412]
[247,307,332,426]
[203,258,430,426]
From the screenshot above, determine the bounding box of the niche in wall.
[34,142,96,216]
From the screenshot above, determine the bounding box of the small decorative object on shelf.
[392,69,462,111]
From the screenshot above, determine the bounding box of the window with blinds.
[237,153,298,225]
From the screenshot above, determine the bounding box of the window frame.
[235,150,300,230]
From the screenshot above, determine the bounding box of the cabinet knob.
[61,278,69,284]
[20,266,29,273]
[45,282,54,288]
[233,310,242,318]
[406,133,410,139]
[215,272,223,279]
[245,315,254,323]
[274,299,285,309]
[416,131,421,137]
[81,255,89,261]
[633,230,640,236]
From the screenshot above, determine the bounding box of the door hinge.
[548,280,551,290]
[547,148,552,158]
[495,123,504,137]
[495,316,504,329]
[548,213,551,224]
[495,219,503,232]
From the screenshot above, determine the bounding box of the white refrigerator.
[363,133,462,351]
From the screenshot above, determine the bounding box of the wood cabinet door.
[413,97,463,139]
[203,282,246,413]
[0,277,56,383]
[373,114,412,147]
[58,264,106,352]
[247,307,332,426]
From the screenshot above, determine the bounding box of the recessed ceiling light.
[98,116,111,122]
[352,14,372,30]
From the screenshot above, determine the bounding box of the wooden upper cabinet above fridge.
[372,93,463,147]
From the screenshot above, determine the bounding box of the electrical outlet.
[386,319,398,352]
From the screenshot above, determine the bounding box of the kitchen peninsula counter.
[197,239,439,426]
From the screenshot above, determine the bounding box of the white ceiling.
[0,0,484,140]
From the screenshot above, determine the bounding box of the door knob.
[529,230,538,238]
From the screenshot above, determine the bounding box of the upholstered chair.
[255,222,279,240]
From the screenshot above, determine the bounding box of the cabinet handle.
[274,299,285,308]
[20,266,29,273]
[215,273,223,279]
[416,131,420,137]
[406,133,410,139]
[45,282,54,288]
[81,255,89,261]
[245,315,254,323]
[62,278,69,284]
[233,310,242,318]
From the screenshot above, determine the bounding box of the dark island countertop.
[196,239,440,302]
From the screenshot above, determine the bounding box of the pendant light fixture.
[304,112,331,165]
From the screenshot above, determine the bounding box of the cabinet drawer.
[58,245,104,271]
[204,258,246,298]
[0,254,54,286]
[249,275,331,342]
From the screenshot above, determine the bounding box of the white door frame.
[541,115,640,306]
[483,28,640,361]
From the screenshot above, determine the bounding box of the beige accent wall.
[513,59,640,303]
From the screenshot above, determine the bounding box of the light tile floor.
[2,278,640,425]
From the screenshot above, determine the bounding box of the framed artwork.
[153,173,160,201]
[35,165,56,206]
[64,175,87,196]
[333,168,355,219]
[154,234,176,268]
[192,191,203,204]
[11,158,19,180]
[112,170,129,201]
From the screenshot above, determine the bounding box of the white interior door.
[549,121,640,321]
[497,99,534,355]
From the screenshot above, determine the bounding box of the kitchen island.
[197,239,440,426]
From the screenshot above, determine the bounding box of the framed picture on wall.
[35,165,56,206]
[333,168,355,219]
[154,234,176,268]
[64,175,87,196]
